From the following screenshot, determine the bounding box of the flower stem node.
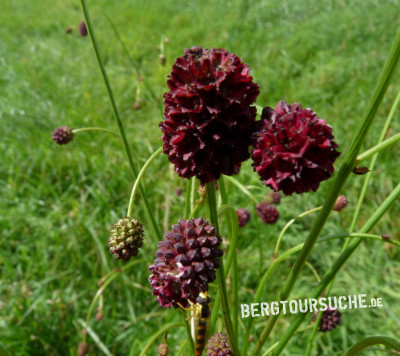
[108,217,144,261]
[149,218,223,308]
[160,46,260,184]
[206,333,233,356]
[252,101,340,195]
[52,126,74,145]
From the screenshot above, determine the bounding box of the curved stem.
[80,0,162,241]
[83,259,145,342]
[356,132,400,163]
[344,336,400,355]
[273,207,322,258]
[72,127,120,137]
[224,176,259,204]
[127,147,163,218]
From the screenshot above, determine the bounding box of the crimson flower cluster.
[160,46,260,185]
[252,101,340,195]
[149,218,223,308]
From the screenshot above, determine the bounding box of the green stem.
[219,177,239,340]
[240,232,398,355]
[72,127,119,136]
[271,182,400,355]
[251,24,400,356]
[83,259,145,342]
[181,309,195,354]
[273,207,322,258]
[224,176,259,204]
[344,336,400,355]
[80,0,162,241]
[207,182,240,356]
[127,147,163,218]
[184,179,192,219]
[351,88,400,233]
[356,132,400,163]
[308,89,400,355]
[304,311,323,356]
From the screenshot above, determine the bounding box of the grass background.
[1,0,400,355]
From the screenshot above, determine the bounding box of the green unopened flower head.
[109,217,144,261]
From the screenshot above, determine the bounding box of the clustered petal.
[108,217,144,261]
[256,202,279,224]
[236,208,251,227]
[79,21,88,36]
[149,218,223,308]
[160,46,260,184]
[52,126,74,145]
[206,333,233,356]
[319,308,342,332]
[252,101,340,195]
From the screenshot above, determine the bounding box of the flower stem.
[356,132,400,163]
[207,182,240,356]
[251,24,400,356]
[273,207,322,258]
[270,181,400,355]
[219,177,239,339]
[127,147,163,218]
[344,336,400,355]
[350,88,400,234]
[304,89,400,354]
[83,259,145,342]
[72,127,120,136]
[80,0,162,241]
[240,232,397,355]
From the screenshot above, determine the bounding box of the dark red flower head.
[79,21,88,36]
[206,333,233,356]
[149,218,223,308]
[52,126,74,145]
[319,308,342,332]
[160,46,260,185]
[256,202,279,224]
[252,101,340,195]
[236,208,251,227]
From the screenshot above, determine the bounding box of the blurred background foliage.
[0,0,399,354]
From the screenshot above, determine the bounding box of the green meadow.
[1,0,399,355]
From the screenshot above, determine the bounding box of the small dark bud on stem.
[353,166,370,175]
